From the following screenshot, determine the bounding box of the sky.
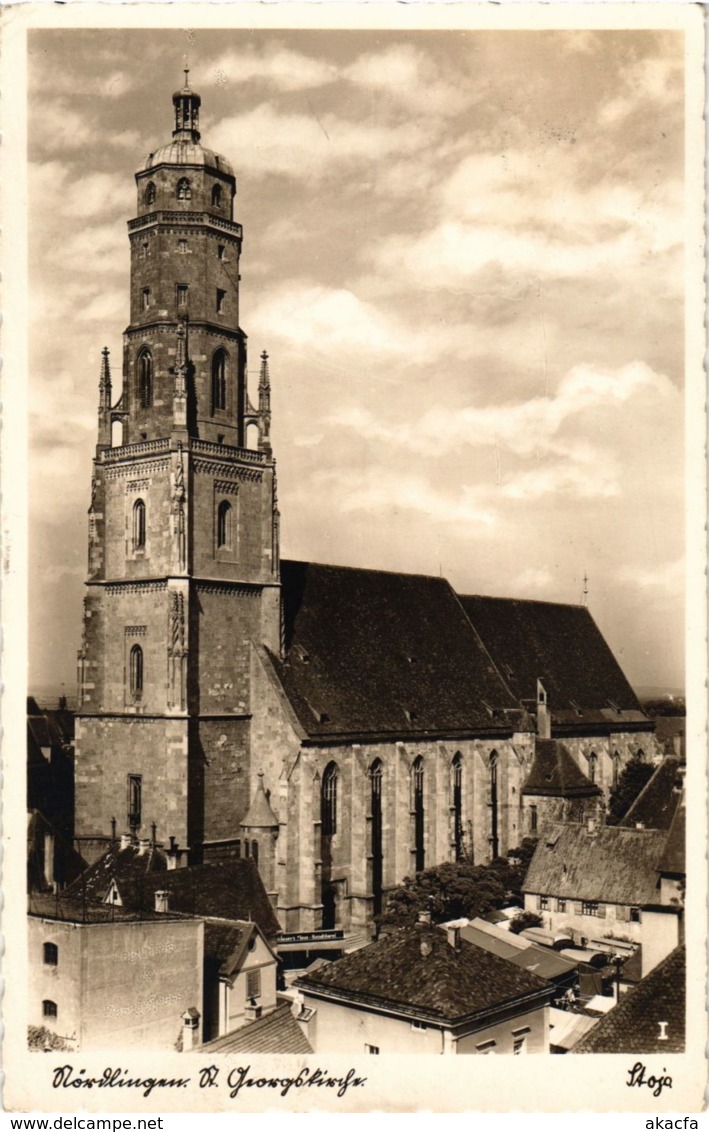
[27,25,686,696]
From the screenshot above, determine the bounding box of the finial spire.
[258,350,272,455]
[582,572,589,606]
[99,346,112,411]
[172,67,201,142]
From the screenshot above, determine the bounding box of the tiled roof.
[267,561,528,741]
[659,792,685,876]
[458,596,649,730]
[198,1001,313,1055]
[295,924,552,1024]
[621,758,684,832]
[68,850,281,938]
[461,920,577,981]
[202,920,247,972]
[523,822,666,905]
[575,947,685,1053]
[522,739,601,798]
[66,841,167,904]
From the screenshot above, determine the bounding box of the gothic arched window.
[137,349,153,409]
[489,751,499,859]
[132,499,146,550]
[217,500,232,549]
[211,183,222,208]
[587,752,598,784]
[321,762,338,836]
[212,349,227,413]
[412,756,425,872]
[144,181,156,206]
[127,773,142,829]
[176,178,191,201]
[612,751,622,789]
[129,645,144,699]
[369,759,383,915]
[452,753,463,861]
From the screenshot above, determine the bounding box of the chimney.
[43,832,55,890]
[120,832,133,850]
[137,838,150,856]
[181,1007,201,1051]
[446,926,461,952]
[420,939,433,958]
[154,890,169,913]
[635,822,645,830]
[245,1002,263,1022]
[537,679,551,740]
[587,816,596,834]
[166,836,183,870]
[418,910,432,925]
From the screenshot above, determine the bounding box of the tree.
[377,860,508,928]
[508,911,543,935]
[606,754,655,824]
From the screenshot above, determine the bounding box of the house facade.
[293,920,553,1054]
[29,899,203,1050]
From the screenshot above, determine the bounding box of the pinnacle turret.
[172,67,201,143]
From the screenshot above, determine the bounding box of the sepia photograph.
[2,1,706,1114]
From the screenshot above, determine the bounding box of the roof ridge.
[282,557,447,585]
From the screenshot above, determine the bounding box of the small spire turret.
[258,350,272,455]
[99,346,112,411]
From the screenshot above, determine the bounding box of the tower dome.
[137,69,234,177]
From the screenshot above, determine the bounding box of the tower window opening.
[452,753,463,861]
[176,284,188,308]
[141,288,150,312]
[412,756,425,872]
[144,182,156,206]
[176,178,191,201]
[129,646,144,700]
[43,942,58,967]
[132,499,146,550]
[217,244,226,261]
[141,242,149,258]
[216,288,226,314]
[127,773,142,829]
[137,350,153,408]
[178,239,187,254]
[211,184,223,208]
[211,349,227,412]
[321,762,338,837]
[217,500,232,550]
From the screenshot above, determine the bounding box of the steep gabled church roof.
[458,595,649,731]
[522,739,601,798]
[266,560,528,742]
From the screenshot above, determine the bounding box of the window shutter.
[246,969,261,1000]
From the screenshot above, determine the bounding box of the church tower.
[74,76,280,863]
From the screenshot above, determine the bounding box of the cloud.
[308,468,497,528]
[211,44,338,92]
[599,53,683,125]
[209,104,426,179]
[513,567,554,591]
[617,557,684,593]
[330,361,675,461]
[344,43,467,117]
